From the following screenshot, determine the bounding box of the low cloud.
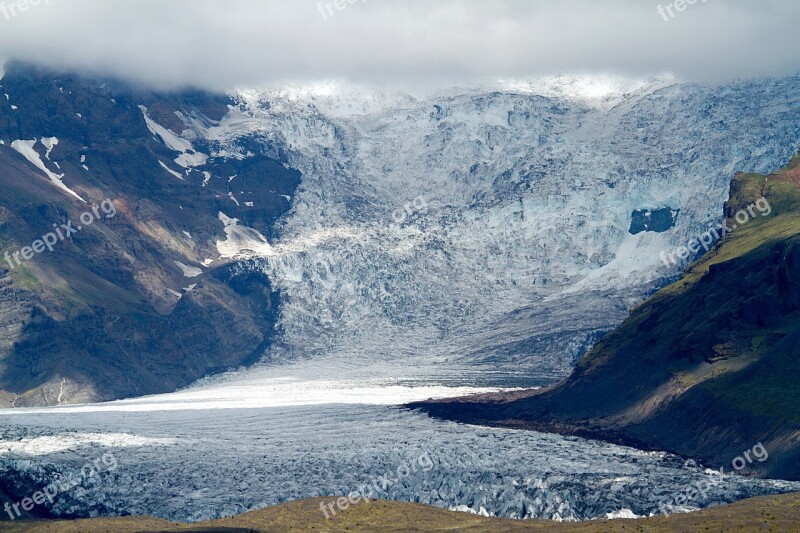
[0,0,798,91]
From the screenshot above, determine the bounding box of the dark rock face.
[628,207,679,234]
[0,62,300,406]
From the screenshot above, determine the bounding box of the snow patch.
[159,160,185,180]
[215,212,274,258]
[40,137,58,159]
[167,288,182,299]
[139,105,208,169]
[10,140,85,202]
[175,151,208,168]
[174,261,203,278]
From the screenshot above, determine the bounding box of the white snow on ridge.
[450,504,491,517]
[140,105,194,152]
[10,139,86,202]
[159,160,185,180]
[139,105,208,169]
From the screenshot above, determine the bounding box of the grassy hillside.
[414,154,800,481]
[1,493,799,532]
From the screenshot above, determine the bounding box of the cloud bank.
[0,0,798,91]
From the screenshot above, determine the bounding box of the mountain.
[2,64,800,406]
[413,154,800,481]
[0,62,300,406]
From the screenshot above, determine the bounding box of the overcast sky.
[0,0,798,91]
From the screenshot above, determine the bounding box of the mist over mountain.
[1,0,799,90]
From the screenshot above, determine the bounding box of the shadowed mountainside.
[0,62,300,406]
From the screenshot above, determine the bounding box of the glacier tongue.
[0,402,800,521]
[198,76,800,384]
[1,405,798,523]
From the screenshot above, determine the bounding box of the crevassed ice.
[192,76,800,385]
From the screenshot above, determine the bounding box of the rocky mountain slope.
[413,154,800,481]
[0,62,300,405]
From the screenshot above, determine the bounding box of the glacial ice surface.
[197,75,800,384]
[2,388,798,523]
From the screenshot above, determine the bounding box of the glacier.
[201,74,800,385]
[2,74,800,522]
